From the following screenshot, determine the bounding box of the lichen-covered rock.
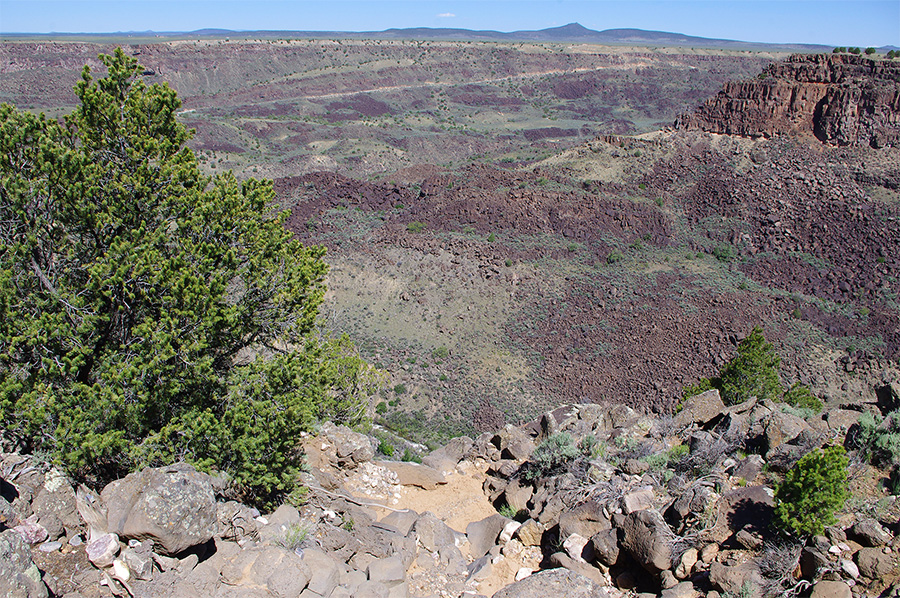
[101,463,217,555]
[0,529,48,598]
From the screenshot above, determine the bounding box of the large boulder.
[674,389,726,428]
[101,463,217,555]
[492,567,612,598]
[320,421,375,468]
[466,514,508,559]
[0,529,48,598]
[620,508,674,574]
[422,436,473,473]
[413,512,458,552]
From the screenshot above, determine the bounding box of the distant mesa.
[676,53,900,148]
[4,22,833,52]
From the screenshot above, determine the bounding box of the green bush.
[523,432,580,481]
[781,382,823,412]
[719,326,783,406]
[0,50,379,508]
[773,446,849,536]
[407,221,427,233]
[606,250,624,264]
[854,410,900,492]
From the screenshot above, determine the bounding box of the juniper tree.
[0,49,378,506]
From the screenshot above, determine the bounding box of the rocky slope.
[676,54,900,147]
[3,382,899,598]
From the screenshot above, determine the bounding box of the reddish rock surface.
[677,54,900,148]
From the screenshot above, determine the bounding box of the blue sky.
[1,1,898,47]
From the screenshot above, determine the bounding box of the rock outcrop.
[676,53,900,147]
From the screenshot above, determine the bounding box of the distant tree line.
[833,46,896,58]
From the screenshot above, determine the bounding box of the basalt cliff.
[676,54,900,147]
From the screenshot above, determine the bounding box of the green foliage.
[523,432,580,481]
[401,448,422,463]
[773,446,849,536]
[378,440,394,457]
[681,377,715,405]
[407,221,426,233]
[712,244,736,262]
[432,346,450,360]
[865,47,876,55]
[849,47,861,54]
[854,410,900,491]
[781,382,823,412]
[606,250,624,264]
[0,50,378,508]
[719,326,783,406]
[393,383,407,395]
[487,232,496,242]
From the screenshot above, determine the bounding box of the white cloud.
[437,13,456,18]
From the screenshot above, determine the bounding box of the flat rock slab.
[492,567,612,598]
[376,462,446,490]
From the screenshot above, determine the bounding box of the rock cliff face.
[676,54,900,147]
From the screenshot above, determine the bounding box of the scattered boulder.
[810,579,853,598]
[101,463,217,555]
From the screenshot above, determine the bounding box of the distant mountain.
[0,22,836,52]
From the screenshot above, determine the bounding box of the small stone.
[840,559,859,579]
[515,567,532,581]
[86,533,120,569]
[38,541,62,553]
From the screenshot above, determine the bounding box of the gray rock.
[763,411,810,456]
[321,421,375,467]
[216,501,259,543]
[492,567,611,598]
[466,555,493,583]
[367,555,406,587]
[766,431,823,473]
[709,562,763,597]
[622,486,655,514]
[549,551,606,584]
[855,546,894,578]
[31,469,80,540]
[466,514,508,559]
[590,528,620,566]
[661,581,700,598]
[375,461,445,490]
[354,581,391,598]
[665,485,714,533]
[732,455,764,483]
[495,425,536,461]
[849,518,892,547]
[809,580,852,598]
[413,512,458,552]
[0,529,48,598]
[503,479,533,514]
[300,548,340,597]
[379,509,418,537]
[674,389,725,428]
[257,503,301,545]
[101,463,217,555]
[422,436,473,473]
[620,509,674,574]
[558,500,611,540]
